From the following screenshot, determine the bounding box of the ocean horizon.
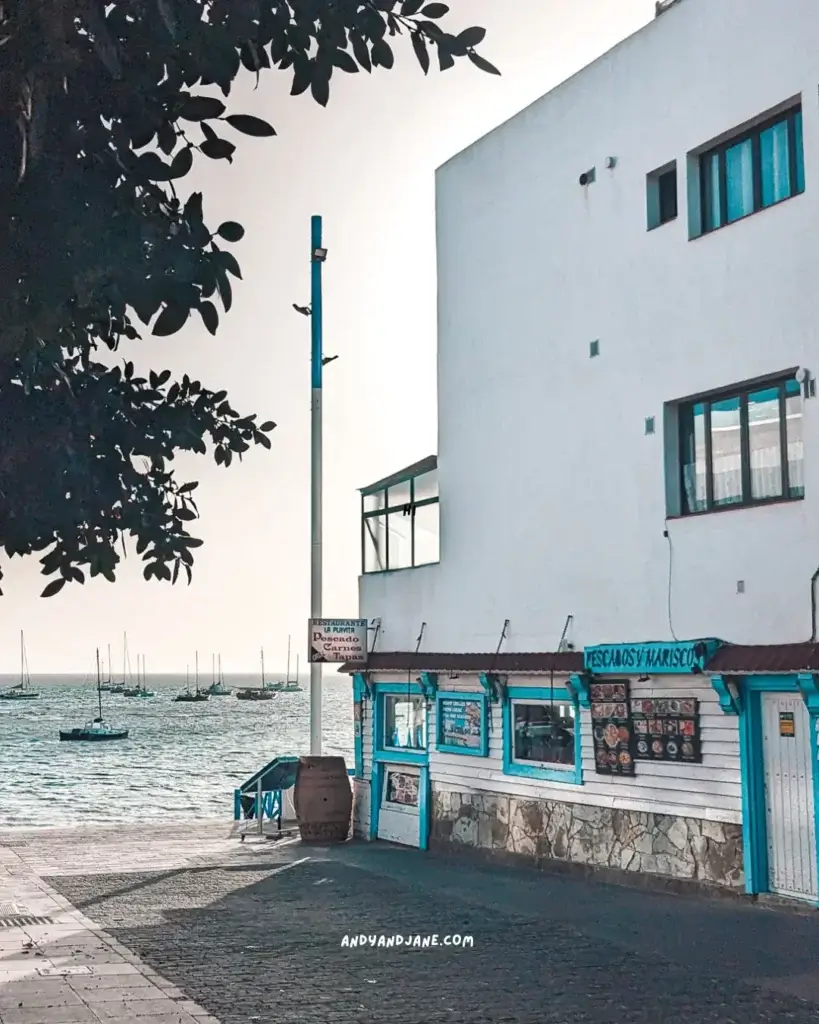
[0,673,354,830]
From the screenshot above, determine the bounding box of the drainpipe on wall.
[810,568,819,643]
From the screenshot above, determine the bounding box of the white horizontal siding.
[428,674,741,825]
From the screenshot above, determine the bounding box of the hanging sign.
[631,697,702,763]
[590,680,635,776]
[779,711,795,738]
[584,640,720,675]
[308,619,368,663]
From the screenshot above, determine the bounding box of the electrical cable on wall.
[665,520,679,642]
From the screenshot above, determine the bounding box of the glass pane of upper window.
[512,702,575,768]
[413,501,440,566]
[658,169,677,223]
[725,139,754,222]
[702,152,722,231]
[387,480,411,508]
[680,402,708,513]
[386,509,413,569]
[363,490,385,513]
[710,396,743,506]
[384,695,426,750]
[413,469,438,503]
[760,120,791,207]
[748,386,783,499]
[794,111,805,194]
[785,378,804,498]
[363,515,387,572]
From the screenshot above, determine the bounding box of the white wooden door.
[761,694,818,900]
[377,764,421,847]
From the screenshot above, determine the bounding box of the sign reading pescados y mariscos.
[308,618,368,663]
[583,639,720,675]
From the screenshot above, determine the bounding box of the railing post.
[233,788,241,821]
[257,777,263,836]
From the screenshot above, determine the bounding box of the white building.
[343,0,819,907]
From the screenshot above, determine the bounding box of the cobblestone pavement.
[3,824,813,1024]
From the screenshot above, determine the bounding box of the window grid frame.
[699,105,804,235]
[678,376,803,517]
[360,475,440,575]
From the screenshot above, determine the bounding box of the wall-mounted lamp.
[312,247,328,262]
[638,674,651,683]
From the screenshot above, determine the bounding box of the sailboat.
[0,631,39,700]
[60,648,129,742]
[175,652,208,701]
[237,648,276,700]
[207,654,231,696]
[123,652,156,697]
[280,637,303,693]
[98,644,118,692]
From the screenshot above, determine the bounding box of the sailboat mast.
[195,651,199,692]
[19,630,24,689]
[261,647,265,688]
[218,654,222,683]
[96,648,103,719]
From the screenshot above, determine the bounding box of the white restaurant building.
[341,0,819,906]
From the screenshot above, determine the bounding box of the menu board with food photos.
[590,681,635,777]
[630,697,701,764]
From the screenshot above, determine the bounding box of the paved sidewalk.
[3,822,819,1023]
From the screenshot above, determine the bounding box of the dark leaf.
[176,507,197,521]
[311,74,330,106]
[198,301,219,335]
[290,63,312,95]
[260,421,276,431]
[157,121,177,155]
[153,303,191,336]
[257,433,272,449]
[170,145,193,178]
[41,578,67,598]
[350,33,372,72]
[172,559,180,584]
[224,114,277,137]
[156,369,172,386]
[457,26,486,48]
[332,49,360,73]
[401,0,425,14]
[411,32,430,73]
[136,152,173,180]
[467,50,501,75]
[178,482,199,494]
[421,2,449,16]
[218,251,242,280]
[182,537,204,548]
[216,270,233,312]
[217,221,245,242]
[200,138,236,160]
[180,95,227,120]
[371,38,394,68]
[438,46,455,71]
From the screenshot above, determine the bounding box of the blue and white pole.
[309,215,324,757]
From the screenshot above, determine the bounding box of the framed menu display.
[436,693,489,756]
[630,697,701,764]
[590,680,635,776]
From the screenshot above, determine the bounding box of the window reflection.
[681,401,707,513]
[710,396,742,506]
[786,379,804,498]
[748,387,783,499]
[384,695,426,750]
[512,702,575,768]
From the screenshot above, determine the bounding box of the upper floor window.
[700,105,804,233]
[360,457,439,573]
[647,162,678,230]
[677,376,803,515]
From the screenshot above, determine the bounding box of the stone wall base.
[431,785,744,894]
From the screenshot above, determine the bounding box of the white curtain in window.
[725,139,754,221]
[760,121,790,206]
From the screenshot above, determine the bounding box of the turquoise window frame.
[435,691,489,757]
[502,686,583,786]
[373,682,429,766]
[711,673,819,903]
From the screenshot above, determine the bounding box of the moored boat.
[60,649,129,742]
[0,631,39,701]
[237,647,276,700]
[175,654,209,701]
[207,655,231,695]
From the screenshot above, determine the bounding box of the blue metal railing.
[232,756,356,825]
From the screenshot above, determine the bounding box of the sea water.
[0,673,354,828]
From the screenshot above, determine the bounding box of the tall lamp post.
[309,215,326,757]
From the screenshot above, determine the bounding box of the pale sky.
[3,0,656,674]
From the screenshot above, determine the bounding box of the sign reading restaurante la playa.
[308,618,368,663]
[583,639,721,675]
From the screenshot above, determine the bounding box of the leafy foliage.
[0,0,496,595]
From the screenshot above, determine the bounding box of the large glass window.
[383,695,426,750]
[361,464,439,573]
[700,105,804,233]
[678,376,803,515]
[511,701,576,770]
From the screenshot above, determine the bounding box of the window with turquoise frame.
[502,686,582,785]
[435,692,489,757]
[382,693,427,751]
[700,105,804,234]
[678,375,803,515]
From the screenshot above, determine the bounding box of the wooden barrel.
[293,756,352,843]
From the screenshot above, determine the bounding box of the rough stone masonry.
[430,785,744,888]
